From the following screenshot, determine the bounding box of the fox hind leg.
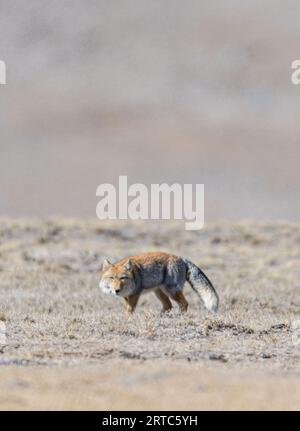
[169,290,188,312]
[154,288,172,312]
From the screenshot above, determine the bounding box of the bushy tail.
[183,259,219,312]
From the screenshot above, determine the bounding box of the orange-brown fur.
[99,252,219,313]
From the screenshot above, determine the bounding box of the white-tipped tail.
[184,258,219,312]
[200,284,219,312]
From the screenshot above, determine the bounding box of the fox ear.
[102,258,112,271]
[123,259,132,270]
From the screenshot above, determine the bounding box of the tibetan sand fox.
[99,252,219,313]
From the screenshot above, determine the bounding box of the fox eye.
[120,276,128,280]
[109,276,114,279]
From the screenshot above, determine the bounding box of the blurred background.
[0,0,299,221]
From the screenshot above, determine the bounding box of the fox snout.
[99,279,128,297]
[110,287,122,296]
[109,281,125,296]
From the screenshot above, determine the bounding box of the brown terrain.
[0,219,299,410]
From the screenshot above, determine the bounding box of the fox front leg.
[123,294,140,313]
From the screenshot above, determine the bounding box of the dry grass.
[0,219,299,410]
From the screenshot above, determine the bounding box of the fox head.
[99,258,135,297]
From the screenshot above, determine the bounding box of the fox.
[99,252,219,313]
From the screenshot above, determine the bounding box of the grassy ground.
[0,219,299,410]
